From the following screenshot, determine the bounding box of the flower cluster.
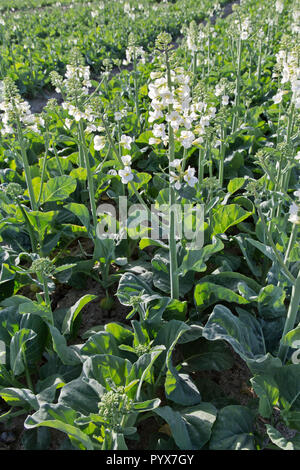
[214,78,233,107]
[30,257,55,278]
[169,159,198,190]
[276,42,300,109]
[97,387,133,431]
[148,68,216,149]
[289,190,300,224]
[50,50,95,125]
[0,78,44,136]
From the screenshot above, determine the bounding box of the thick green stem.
[232,38,242,133]
[16,200,37,252]
[133,48,140,130]
[102,117,150,217]
[219,125,226,187]
[284,223,298,268]
[16,117,37,211]
[78,120,98,229]
[278,269,300,363]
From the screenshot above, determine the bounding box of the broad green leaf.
[81,331,119,357]
[182,340,234,372]
[24,403,93,450]
[194,282,249,312]
[257,285,286,320]
[212,204,252,236]
[157,320,201,405]
[19,300,53,325]
[209,405,255,450]
[41,176,77,204]
[49,325,82,366]
[65,203,91,232]
[177,238,224,277]
[62,294,97,336]
[117,272,154,306]
[82,354,132,390]
[0,263,15,285]
[154,403,217,450]
[27,211,59,239]
[132,398,161,412]
[10,328,37,375]
[250,375,279,418]
[266,424,300,450]
[0,387,39,410]
[202,305,266,362]
[58,378,100,415]
[227,178,246,194]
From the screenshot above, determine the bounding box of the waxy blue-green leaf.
[48,325,82,366]
[0,387,39,410]
[24,403,93,450]
[117,272,154,306]
[82,354,132,390]
[81,331,119,357]
[209,405,255,450]
[250,375,279,419]
[62,294,97,336]
[58,377,100,415]
[202,305,266,362]
[266,425,300,450]
[154,403,217,450]
[10,328,37,375]
[19,300,53,325]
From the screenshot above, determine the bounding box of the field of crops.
[0,0,299,452]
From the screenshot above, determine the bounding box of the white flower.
[94,135,106,151]
[272,90,284,104]
[170,159,182,170]
[222,95,229,106]
[120,134,134,149]
[179,130,195,149]
[153,123,166,138]
[118,166,133,184]
[65,118,73,129]
[289,203,300,224]
[121,155,132,166]
[114,111,122,121]
[275,0,284,13]
[170,171,181,190]
[184,166,198,187]
[295,152,300,161]
[149,137,161,145]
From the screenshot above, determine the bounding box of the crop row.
[0,0,228,98]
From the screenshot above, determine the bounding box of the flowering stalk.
[232,37,242,133]
[218,125,226,187]
[165,48,180,300]
[15,116,37,212]
[78,119,98,229]
[101,117,151,217]
[133,47,140,129]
